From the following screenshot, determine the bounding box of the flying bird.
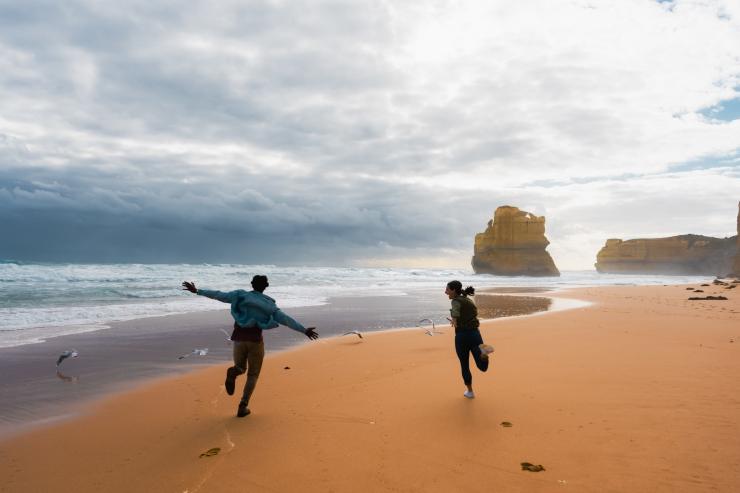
[56,349,79,367]
[178,348,209,360]
[342,330,363,339]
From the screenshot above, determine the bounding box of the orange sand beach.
[1,283,739,492]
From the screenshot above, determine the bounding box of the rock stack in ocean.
[595,234,737,276]
[471,206,560,277]
[732,201,740,277]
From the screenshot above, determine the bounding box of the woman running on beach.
[445,280,494,399]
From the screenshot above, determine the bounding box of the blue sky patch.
[667,152,740,173]
[699,96,740,122]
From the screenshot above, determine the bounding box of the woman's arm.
[448,299,461,329]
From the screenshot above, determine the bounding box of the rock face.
[595,234,737,276]
[472,206,560,277]
[732,201,740,277]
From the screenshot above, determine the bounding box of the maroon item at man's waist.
[231,322,263,342]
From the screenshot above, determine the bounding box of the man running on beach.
[182,275,318,418]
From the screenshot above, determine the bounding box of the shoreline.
[1,271,711,350]
[0,288,561,439]
[1,286,561,350]
[1,282,739,491]
[0,282,718,440]
[0,293,578,439]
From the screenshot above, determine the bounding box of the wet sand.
[1,282,738,492]
[479,287,554,294]
[0,289,552,438]
[476,293,552,319]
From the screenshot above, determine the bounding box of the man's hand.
[304,327,319,340]
[182,281,197,293]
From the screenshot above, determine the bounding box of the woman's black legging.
[455,329,488,385]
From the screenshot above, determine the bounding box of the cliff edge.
[595,234,736,276]
[731,201,740,277]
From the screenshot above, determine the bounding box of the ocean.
[0,260,710,348]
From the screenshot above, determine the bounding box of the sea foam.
[0,261,708,348]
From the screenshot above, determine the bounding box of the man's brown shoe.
[225,366,239,395]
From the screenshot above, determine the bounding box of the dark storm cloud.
[0,147,494,263]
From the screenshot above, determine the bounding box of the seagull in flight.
[56,349,79,367]
[178,348,209,360]
[342,330,363,339]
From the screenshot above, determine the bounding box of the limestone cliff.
[472,206,560,277]
[595,234,737,276]
[732,201,740,277]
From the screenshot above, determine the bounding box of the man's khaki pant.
[231,340,265,406]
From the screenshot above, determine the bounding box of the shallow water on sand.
[0,288,564,438]
[476,293,552,319]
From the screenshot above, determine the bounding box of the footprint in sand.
[199,448,221,458]
[501,421,513,427]
[521,462,546,472]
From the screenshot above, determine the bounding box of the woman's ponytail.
[447,280,475,297]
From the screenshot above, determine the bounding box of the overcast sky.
[1,0,739,269]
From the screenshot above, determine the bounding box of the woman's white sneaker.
[463,390,475,399]
[479,344,494,360]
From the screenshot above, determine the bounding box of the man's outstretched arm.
[182,281,197,293]
[181,281,236,304]
[274,309,318,340]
